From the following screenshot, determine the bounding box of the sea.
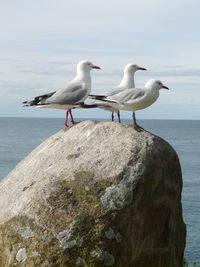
[0,117,199,265]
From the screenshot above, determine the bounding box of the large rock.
[0,120,186,267]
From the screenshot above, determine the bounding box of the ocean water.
[0,117,199,265]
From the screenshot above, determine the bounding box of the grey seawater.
[0,117,199,265]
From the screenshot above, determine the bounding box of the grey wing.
[106,87,123,96]
[45,83,88,105]
[132,90,146,100]
[109,88,146,104]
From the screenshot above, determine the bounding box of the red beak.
[93,65,101,69]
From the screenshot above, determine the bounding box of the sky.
[0,0,199,120]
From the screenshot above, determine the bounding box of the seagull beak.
[138,67,147,71]
[92,65,101,70]
[162,85,169,90]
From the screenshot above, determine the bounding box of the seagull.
[90,79,169,130]
[23,60,101,127]
[86,63,146,122]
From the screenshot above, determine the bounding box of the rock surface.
[0,120,186,267]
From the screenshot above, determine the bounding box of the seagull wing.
[23,91,56,106]
[46,83,88,105]
[106,88,146,105]
[23,83,88,107]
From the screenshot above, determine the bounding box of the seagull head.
[77,60,101,73]
[145,79,169,90]
[125,63,147,74]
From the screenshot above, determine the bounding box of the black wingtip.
[89,95,117,104]
[89,94,107,101]
[80,103,98,108]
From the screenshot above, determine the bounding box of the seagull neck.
[118,72,135,89]
[146,86,160,98]
[73,70,91,89]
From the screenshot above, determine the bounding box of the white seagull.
[23,60,101,127]
[90,79,169,130]
[86,63,146,122]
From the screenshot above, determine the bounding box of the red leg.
[117,111,121,123]
[64,110,69,127]
[132,112,143,131]
[111,112,114,122]
[69,109,76,125]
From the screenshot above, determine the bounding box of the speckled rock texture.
[0,120,186,267]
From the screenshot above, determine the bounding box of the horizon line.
[0,116,199,122]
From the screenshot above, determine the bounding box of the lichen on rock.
[16,248,27,262]
[21,226,34,239]
[97,250,115,266]
[57,229,77,250]
[100,182,133,210]
[105,227,115,240]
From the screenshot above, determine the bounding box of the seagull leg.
[132,112,143,132]
[69,109,76,125]
[117,111,121,123]
[64,110,69,128]
[111,112,114,122]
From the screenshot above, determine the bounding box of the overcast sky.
[0,0,199,120]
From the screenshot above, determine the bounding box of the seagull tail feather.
[80,103,98,108]
[89,95,117,104]
[89,94,106,100]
